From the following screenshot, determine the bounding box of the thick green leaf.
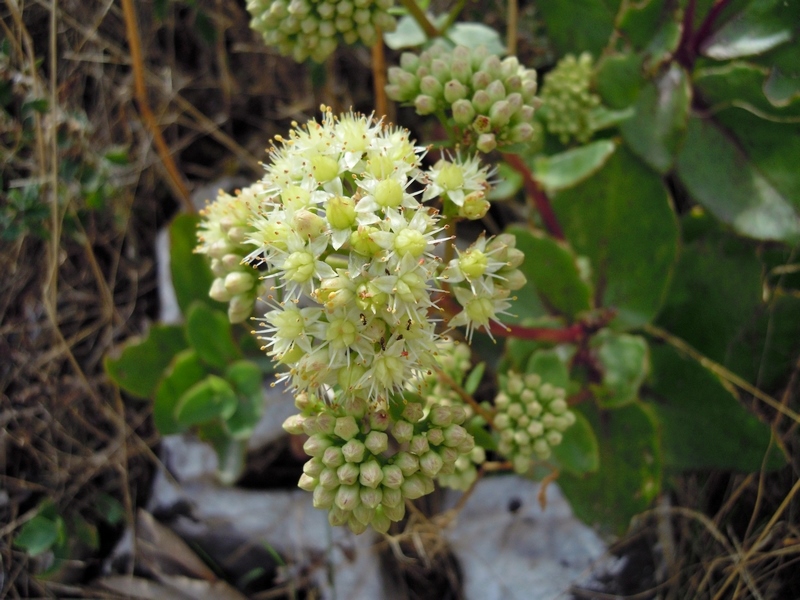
[591,330,649,408]
[383,13,449,50]
[488,162,523,201]
[526,349,570,389]
[507,227,593,319]
[104,325,188,398]
[448,23,505,56]
[174,375,238,427]
[170,214,222,315]
[499,231,548,324]
[14,515,60,557]
[675,116,800,243]
[198,420,247,485]
[552,146,679,328]
[656,213,763,365]
[595,52,645,109]
[712,109,800,210]
[645,344,783,471]
[532,140,617,192]
[725,292,800,395]
[617,0,669,50]
[154,349,208,435]
[224,360,265,440]
[643,20,682,70]
[186,302,241,369]
[551,410,600,475]
[559,402,662,535]
[701,0,797,60]
[536,0,621,56]
[463,362,486,396]
[694,62,800,117]
[761,44,800,106]
[620,64,691,173]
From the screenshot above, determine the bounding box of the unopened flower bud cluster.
[284,393,476,533]
[247,0,396,63]
[197,186,267,323]
[494,371,575,474]
[539,53,600,144]
[386,44,540,153]
[442,233,527,341]
[413,339,486,491]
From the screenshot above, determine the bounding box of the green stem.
[399,0,439,38]
[440,0,467,35]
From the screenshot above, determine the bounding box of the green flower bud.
[303,433,333,457]
[325,507,349,530]
[472,90,492,114]
[452,99,476,125]
[400,51,419,71]
[374,178,404,208]
[359,460,384,488]
[443,424,468,447]
[476,133,497,153]
[450,405,467,425]
[348,515,369,535]
[209,278,231,302]
[303,456,325,477]
[224,271,254,295]
[342,438,367,463]
[372,509,392,533]
[381,485,403,507]
[472,70,492,90]
[298,473,318,491]
[394,451,420,476]
[444,79,468,103]
[409,434,430,456]
[534,438,551,459]
[457,437,475,454]
[512,454,531,474]
[319,467,340,489]
[419,450,444,477]
[414,94,437,115]
[486,80,506,103]
[369,409,390,432]
[506,247,525,269]
[392,419,414,444]
[526,401,543,418]
[353,503,375,526]
[337,462,361,486]
[360,486,383,509]
[382,501,406,522]
[310,155,339,182]
[546,430,563,446]
[401,402,424,423]
[282,414,306,435]
[394,228,427,257]
[364,430,389,455]
[420,75,443,98]
[333,415,360,440]
[489,100,512,128]
[527,421,544,437]
[401,474,427,500]
[427,427,445,446]
[313,485,336,509]
[322,445,346,469]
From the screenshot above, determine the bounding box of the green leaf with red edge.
[154,349,208,435]
[104,325,188,398]
[559,401,662,535]
[675,115,800,243]
[591,330,650,408]
[508,226,593,320]
[536,0,621,56]
[644,344,785,471]
[620,63,691,173]
[701,0,797,61]
[551,410,599,475]
[551,145,679,328]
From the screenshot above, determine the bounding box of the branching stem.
[399,0,440,38]
[502,152,565,240]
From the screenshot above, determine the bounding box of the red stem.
[676,0,732,69]
[502,152,565,241]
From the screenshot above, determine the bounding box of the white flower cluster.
[247,0,396,63]
[442,233,527,341]
[196,185,268,323]
[494,371,575,474]
[423,152,493,220]
[283,393,476,533]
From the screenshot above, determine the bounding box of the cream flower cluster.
[247,0,396,63]
[283,392,476,533]
[423,152,494,220]
[494,371,576,474]
[442,233,527,341]
[196,185,268,323]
